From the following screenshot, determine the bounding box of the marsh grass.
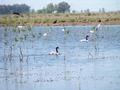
[1,15,34,62]
[0,13,120,26]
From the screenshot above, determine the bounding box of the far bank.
[0,13,120,26]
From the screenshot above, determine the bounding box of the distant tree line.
[37,1,70,13]
[0,4,30,14]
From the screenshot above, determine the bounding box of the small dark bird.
[13,12,21,16]
[12,12,23,17]
[53,20,57,24]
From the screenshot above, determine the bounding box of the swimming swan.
[49,47,60,55]
[80,35,89,42]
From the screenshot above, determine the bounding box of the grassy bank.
[0,12,120,26]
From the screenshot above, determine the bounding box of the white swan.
[49,47,60,55]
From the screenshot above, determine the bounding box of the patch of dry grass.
[0,12,120,26]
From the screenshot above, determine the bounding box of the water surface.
[0,25,120,90]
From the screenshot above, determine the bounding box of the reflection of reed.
[63,26,67,80]
[78,78,81,90]
[64,55,67,80]
[13,57,19,90]
[94,30,100,58]
[9,46,13,61]
[19,47,24,62]
[19,59,24,89]
[93,56,97,90]
[4,59,9,90]
[78,71,81,90]
[26,55,29,80]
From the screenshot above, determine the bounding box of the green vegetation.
[0,12,120,26]
[37,1,70,13]
[0,4,30,14]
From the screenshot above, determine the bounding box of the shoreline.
[33,22,120,26]
[0,22,120,27]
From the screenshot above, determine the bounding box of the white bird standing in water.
[17,25,24,29]
[62,28,65,31]
[90,23,101,33]
[90,30,94,33]
[96,23,101,29]
[43,28,52,37]
[49,47,60,55]
[43,33,48,36]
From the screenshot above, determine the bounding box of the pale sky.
[0,0,120,12]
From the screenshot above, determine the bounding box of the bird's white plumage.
[17,25,24,29]
[49,51,60,55]
[90,23,101,33]
[90,30,95,33]
[80,39,88,42]
[62,28,65,31]
[97,24,101,28]
[43,33,47,36]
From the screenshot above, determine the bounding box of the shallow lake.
[0,25,120,90]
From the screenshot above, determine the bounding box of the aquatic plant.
[1,15,36,62]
